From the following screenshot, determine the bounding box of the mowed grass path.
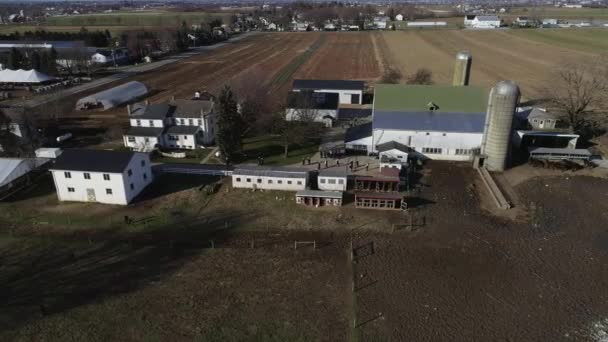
[507,28,608,53]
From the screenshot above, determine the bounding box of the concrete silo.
[452,51,472,86]
[481,80,520,172]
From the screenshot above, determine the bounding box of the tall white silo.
[452,51,472,86]
[482,80,520,172]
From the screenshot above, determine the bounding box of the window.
[144,138,150,143]
[246,178,251,183]
[320,178,326,184]
[268,179,273,184]
[184,136,188,140]
[141,160,146,167]
[149,120,154,127]
[422,147,442,154]
[136,119,141,126]
[425,132,430,136]
[198,119,203,126]
[442,133,446,136]
[128,137,135,143]
[106,188,113,195]
[128,169,133,176]
[455,149,474,155]
[338,179,344,185]
[143,173,148,180]
[287,181,292,185]
[236,177,241,182]
[130,183,134,190]
[277,180,283,184]
[103,174,110,181]
[189,119,194,125]
[328,179,336,184]
[64,172,71,178]
[180,119,185,125]
[297,181,302,185]
[257,178,262,183]
[67,187,75,192]
[84,173,91,180]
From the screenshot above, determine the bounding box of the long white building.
[232,165,309,191]
[346,84,488,161]
[50,149,153,205]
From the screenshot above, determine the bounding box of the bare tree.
[545,57,608,133]
[275,96,322,158]
[380,67,402,84]
[406,68,433,85]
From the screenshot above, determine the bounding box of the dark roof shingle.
[293,79,365,91]
[50,149,138,173]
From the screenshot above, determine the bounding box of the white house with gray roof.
[464,15,501,28]
[232,165,309,191]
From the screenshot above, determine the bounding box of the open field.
[44,11,233,27]
[381,29,608,97]
[510,7,608,19]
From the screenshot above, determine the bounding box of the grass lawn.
[241,135,319,166]
[151,148,214,165]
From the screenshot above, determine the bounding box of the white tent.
[75,81,149,111]
[0,69,55,84]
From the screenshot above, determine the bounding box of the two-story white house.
[232,165,309,191]
[123,98,217,151]
[50,149,153,205]
[123,103,174,152]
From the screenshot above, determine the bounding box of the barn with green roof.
[345,84,490,161]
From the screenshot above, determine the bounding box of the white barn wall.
[373,129,482,161]
[318,176,347,191]
[123,136,160,150]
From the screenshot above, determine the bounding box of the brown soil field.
[295,32,382,82]
[353,161,608,341]
[0,233,351,342]
[381,30,601,98]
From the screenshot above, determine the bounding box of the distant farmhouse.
[464,15,501,28]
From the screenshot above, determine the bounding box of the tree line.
[1,48,58,75]
[0,28,111,47]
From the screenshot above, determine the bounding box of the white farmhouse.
[50,149,153,205]
[232,165,309,191]
[292,79,365,105]
[91,48,130,65]
[395,14,404,21]
[123,98,217,151]
[317,169,348,191]
[464,15,501,28]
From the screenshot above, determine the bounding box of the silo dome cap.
[494,80,520,96]
[456,51,471,60]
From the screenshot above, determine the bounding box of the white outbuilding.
[317,168,348,191]
[395,14,404,21]
[76,81,148,111]
[232,165,309,191]
[49,149,153,205]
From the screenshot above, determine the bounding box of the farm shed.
[355,192,404,210]
[76,81,148,111]
[318,168,348,191]
[355,172,400,192]
[232,165,309,191]
[292,79,365,105]
[529,147,591,161]
[0,158,48,199]
[0,69,55,84]
[296,190,343,207]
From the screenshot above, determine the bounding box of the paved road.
[15,32,260,109]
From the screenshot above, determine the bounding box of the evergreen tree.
[7,48,22,69]
[46,48,58,75]
[216,85,242,164]
[30,50,41,70]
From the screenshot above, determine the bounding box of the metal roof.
[318,168,349,177]
[377,141,410,153]
[76,81,148,111]
[293,79,365,91]
[373,110,486,133]
[374,84,487,113]
[50,149,140,173]
[233,165,309,178]
[296,190,343,198]
[125,126,164,137]
[130,103,174,120]
[476,15,500,21]
[172,99,214,118]
[0,158,42,187]
[528,108,558,121]
[345,122,372,143]
[529,147,591,156]
[165,125,200,135]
